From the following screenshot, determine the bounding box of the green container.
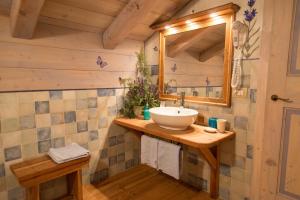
[143,104,150,120]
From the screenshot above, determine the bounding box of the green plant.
[120,49,160,118]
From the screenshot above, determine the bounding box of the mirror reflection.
[164,23,226,98]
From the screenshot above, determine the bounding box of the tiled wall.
[171,82,256,200]
[0,89,140,200]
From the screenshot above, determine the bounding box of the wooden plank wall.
[0,13,143,92]
[164,51,224,87]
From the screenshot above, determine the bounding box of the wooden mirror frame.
[152,3,240,107]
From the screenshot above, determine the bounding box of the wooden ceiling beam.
[10,0,45,39]
[102,0,159,49]
[167,28,208,58]
[199,41,225,62]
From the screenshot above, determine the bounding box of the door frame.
[251,0,297,199]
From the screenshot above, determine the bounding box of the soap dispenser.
[143,103,150,120]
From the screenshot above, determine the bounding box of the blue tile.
[151,65,159,75]
[220,163,231,177]
[133,149,140,160]
[109,155,117,166]
[64,111,76,123]
[97,89,115,97]
[109,136,117,146]
[38,140,51,153]
[219,187,230,200]
[187,152,198,165]
[0,163,5,177]
[35,101,49,114]
[4,146,22,161]
[116,134,125,144]
[187,173,208,191]
[117,153,125,163]
[52,137,65,148]
[100,149,108,159]
[125,159,135,169]
[90,168,108,184]
[166,87,177,94]
[89,130,98,141]
[77,121,88,133]
[49,90,62,100]
[250,89,257,103]
[247,145,253,159]
[8,187,25,200]
[37,127,51,141]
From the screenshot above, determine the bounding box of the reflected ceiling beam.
[167,28,208,58]
[102,0,159,49]
[10,0,45,39]
[199,41,225,62]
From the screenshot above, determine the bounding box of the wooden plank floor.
[83,165,213,200]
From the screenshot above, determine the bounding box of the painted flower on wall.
[244,0,257,22]
[247,0,256,7]
[241,0,260,58]
[171,63,177,72]
[244,9,257,22]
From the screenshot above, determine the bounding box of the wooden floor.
[83,165,212,200]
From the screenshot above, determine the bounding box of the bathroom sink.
[149,107,198,130]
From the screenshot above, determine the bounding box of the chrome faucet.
[179,92,185,107]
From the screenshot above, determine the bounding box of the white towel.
[48,143,90,164]
[141,135,158,169]
[157,140,181,180]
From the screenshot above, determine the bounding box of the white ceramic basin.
[149,107,198,130]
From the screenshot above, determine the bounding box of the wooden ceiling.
[166,23,226,61]
[0,0,192,48]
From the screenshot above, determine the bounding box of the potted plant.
[120,49,160,118]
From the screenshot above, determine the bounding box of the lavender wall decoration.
[96,56,108,68]
[242,0,260,58]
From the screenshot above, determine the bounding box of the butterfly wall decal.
[96,56,108,68]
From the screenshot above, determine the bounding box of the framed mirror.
[152,3,240,107]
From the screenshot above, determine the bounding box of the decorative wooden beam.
[166,28,208,58]
[199,41,225,62]
[10,0,45,39]
[102,0,159,49]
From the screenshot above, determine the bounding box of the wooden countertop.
[114,118,235,148]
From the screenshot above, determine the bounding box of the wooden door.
[252,0,300,199]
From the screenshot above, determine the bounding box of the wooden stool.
[10,155,90,200]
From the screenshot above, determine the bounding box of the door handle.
[271,95,293,103]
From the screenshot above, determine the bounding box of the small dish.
[204,127,217,133]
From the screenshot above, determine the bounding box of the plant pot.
[134,106,144,119]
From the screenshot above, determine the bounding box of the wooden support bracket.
[198,145,220,199]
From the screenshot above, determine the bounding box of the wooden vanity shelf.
[114,118,235,199]
[10,155,90,200]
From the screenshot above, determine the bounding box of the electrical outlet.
[233,88,248,98]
